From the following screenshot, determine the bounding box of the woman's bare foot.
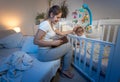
[60,70,74,79]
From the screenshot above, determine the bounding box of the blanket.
[0,51,33,82]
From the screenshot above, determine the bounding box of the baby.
[73,26,86,48]
[74,26,86,38]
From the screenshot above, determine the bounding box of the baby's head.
[74,26,84,36]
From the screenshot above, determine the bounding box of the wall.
[46,0,83,20]
[0,0,49,35]
[1,0,119,35]
[0,0,83,35]
[85,0,120,20]
[0,0,82,35]
[61,0,83,20]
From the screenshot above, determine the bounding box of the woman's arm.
[34,29,63,47]
[55,29,73,36]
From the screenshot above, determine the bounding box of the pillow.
[0,30,16,39]
[21,36,38,54]
[0,32,23,48]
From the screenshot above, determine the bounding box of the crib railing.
[68,34,115,82]
[94,19,120,43]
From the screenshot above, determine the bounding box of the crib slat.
[71,38,74,48]
[112,25,118,43]
[78,39,83,66]
[74,38,77,64]
[89,42,95,75]
[100,25,105,41]
[83,40,87,70]
[106,25,111,42]
[96,44,104,81]
[70,37,76,64]
[105,44,115,82]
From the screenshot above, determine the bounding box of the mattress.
[22,58,60,82]
[0,48,60,82]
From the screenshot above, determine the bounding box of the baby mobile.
[72,1,92,33]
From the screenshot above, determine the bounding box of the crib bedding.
[0,48,60,82]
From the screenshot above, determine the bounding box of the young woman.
[34,5,74,79]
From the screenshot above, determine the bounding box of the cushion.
[0,30,16,39]
[0,32,23,48]
[21,36,38,54]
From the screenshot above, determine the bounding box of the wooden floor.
[51,65,90,82]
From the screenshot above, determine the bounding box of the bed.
[68,19,120,82]
[0,30,60,82]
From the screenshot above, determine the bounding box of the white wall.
[85,0,120,20]
[0,0,83,35]
[0,0,49,35]
[48,0,83,20]
[1,0,120,35]
[65,0,83,20]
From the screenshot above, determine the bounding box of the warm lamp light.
[13,27,21,33]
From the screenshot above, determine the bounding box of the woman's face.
[52,13,62,24]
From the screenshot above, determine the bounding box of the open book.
[51,35,68,47]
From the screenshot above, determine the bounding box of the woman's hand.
[52,40,63,47]
[55,29,73,36]
[73,26,78,32]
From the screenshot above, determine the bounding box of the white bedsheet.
[0,48,60,82]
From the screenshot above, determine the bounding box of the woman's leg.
[38,42,73,71]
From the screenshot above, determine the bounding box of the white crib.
[68,19,120,82]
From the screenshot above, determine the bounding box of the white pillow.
[21,36,38,54]
[0,30,16,39]
[0,32,23,48]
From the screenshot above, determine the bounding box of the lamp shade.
[13,27,21,33]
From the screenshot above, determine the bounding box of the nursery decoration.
[72,3,92,33]
[60,0,69,18]
[82,3,92,25]
[35,12,45,25]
